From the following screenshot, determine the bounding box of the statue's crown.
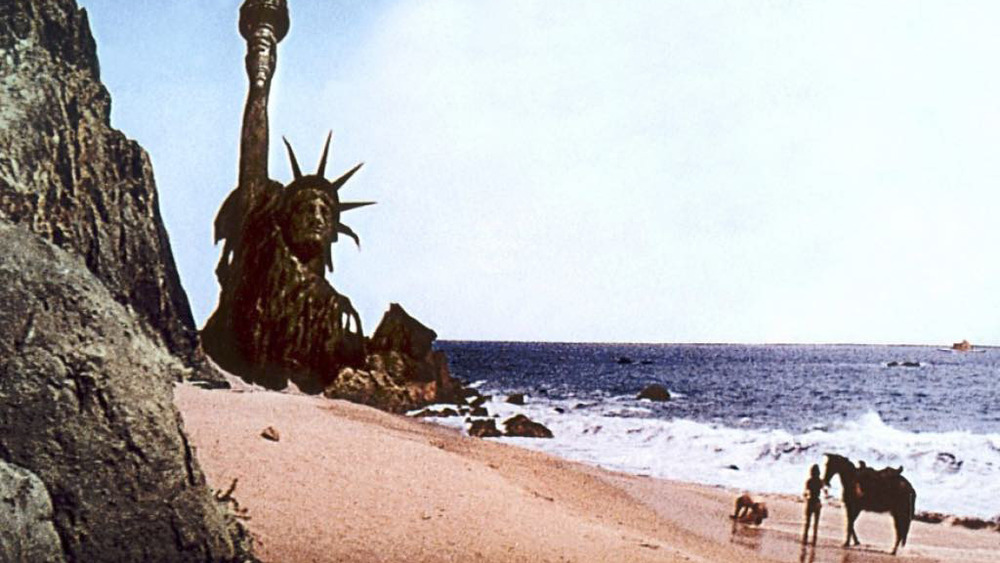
[281,133,374,250]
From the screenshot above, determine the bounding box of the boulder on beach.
[325,304,464,412]
[637,384,671,401]
[503,415,554,438]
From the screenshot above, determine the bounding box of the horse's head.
[822,453,854,486]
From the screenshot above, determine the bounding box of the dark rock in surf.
[503,415,553,438]
[914,511,946,524]
[469,419,503,438]
[951,516,998,531]
[637,384,671,401]
[506,393,526,405]
[413,407,460,418]
[617,356,634,365]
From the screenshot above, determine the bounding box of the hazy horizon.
[80,1,1000,346]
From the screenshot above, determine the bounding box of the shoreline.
[175,384,999,562]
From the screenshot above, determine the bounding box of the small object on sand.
[731,493,768,525]
[261,426,280,442]
[214,478,239,502]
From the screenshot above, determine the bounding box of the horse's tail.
[900,485,916,546]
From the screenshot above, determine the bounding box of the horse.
[822,453,916,555]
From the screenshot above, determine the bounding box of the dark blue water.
[439,342,1000,434]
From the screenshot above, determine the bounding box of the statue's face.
[286,191,336,258]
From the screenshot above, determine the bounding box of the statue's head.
[280,134,374,270]
[283,182,337,259]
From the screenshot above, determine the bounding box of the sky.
[78,0,1000,345]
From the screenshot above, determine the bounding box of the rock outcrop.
[0,0,213,381]
[325,303,463,413]
[0,221,241,561]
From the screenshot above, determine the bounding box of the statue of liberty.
[202,0,373,392]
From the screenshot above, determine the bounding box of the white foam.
[460,395,1000,519]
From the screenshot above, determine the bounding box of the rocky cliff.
[0,1,248,560]
[0,0,205,375]
[0,221,243,562]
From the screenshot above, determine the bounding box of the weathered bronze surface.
[202,0,373,392]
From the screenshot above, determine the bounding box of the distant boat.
[937,339,985,353]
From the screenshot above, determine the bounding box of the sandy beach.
[174,384,998,563]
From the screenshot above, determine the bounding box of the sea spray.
[438,341,1000,519]
[452,397,1000,519]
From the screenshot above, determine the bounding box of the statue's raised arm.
[237,0,289,200]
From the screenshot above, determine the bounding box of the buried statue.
[202,0,460,409]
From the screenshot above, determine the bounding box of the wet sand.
[174,384,999,562]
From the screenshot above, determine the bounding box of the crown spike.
[338,201,376,212]
[282,136,302,180]
[337,223,361,248]
[331,162,364,192]
[316,131,333,177]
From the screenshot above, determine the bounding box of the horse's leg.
[843,506,853,547]
[846,506,861,546]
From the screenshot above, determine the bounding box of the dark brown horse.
[822,453,916,555]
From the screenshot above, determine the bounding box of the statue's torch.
[239,0,289,90]
[235,0,290,201]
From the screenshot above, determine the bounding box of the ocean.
[430,342,1000,519]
